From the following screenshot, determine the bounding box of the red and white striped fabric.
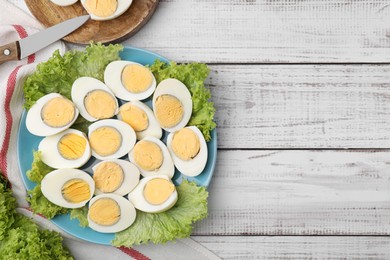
[0,1,220,259]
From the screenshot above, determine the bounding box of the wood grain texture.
[121,0,390,63]
[193,150,390,235]
[0,41,19,64]
[193,236,390,259]
[208,64,390,148]
[25,0,159,44]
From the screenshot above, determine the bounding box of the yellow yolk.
[119,103,148,132]
[84,90,117,119]
[89,127,122,156]
[121,64,153,93]
[155,95,184,128]
[89,198,120,226]
[62,179,90,203]
[93,162,124,193]
[133,140,163,171]
[41,97,75,128]
[84,0,118,17]
[143,178,175,205]
[171,128,200,161]
[58,133,87,160]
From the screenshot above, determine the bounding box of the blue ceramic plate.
[17,47,217,245]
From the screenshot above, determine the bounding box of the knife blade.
[0,15,90,65]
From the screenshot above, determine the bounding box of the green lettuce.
[0,174,17,240]
[27,185,68,219]
[150,60,216,141]
[112,180,208,247]
[26,151,53,183]
[70,206,89,227]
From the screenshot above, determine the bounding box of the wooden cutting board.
[25,0,159,44]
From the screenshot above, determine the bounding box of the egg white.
[88,119,136,160]
[71,76,118,122]
[26,93,79,137]
[88,193,136,233]
[128,175,178,213]
[92,159,140,196]
[50,0,78,6]
[152,78,193,133]
[128,136,175,178]
[104,61,156,101]
[41,169,95,209]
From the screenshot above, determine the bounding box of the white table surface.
[11,0,390,259]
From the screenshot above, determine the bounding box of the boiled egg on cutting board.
[41,169,95,209]
[80,0,133,21]
[104,61,156,101]
[26,93,79,137]
[88,193,136,233]
[152,78,192,133]
[38,129,91,169]
[128,175,177,213]
[71,77,118,122]
[92,159,140,196]
[50,0,78,6]
[167,126,208,177]
[128,136,174,178]
[117,100,162,140]
[88,119,136,160]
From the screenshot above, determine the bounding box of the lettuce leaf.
[0,174,17,240]
[27,185,68,219]
[150,60,216,141]
[70,206,89,227]
[112,180,208,247]
[26,151,53,183]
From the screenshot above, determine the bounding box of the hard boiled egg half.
[39,129,91,169]
[104,61,156,101]
[129,136,174,178]
[117,101,162,140]
[71,77,118,122]
[41,169,94,209]
[26,93,79,137]
[92,159,140,196]
[80,0,133,21]
[88,194,136,233]
[128,175,177,213]
[88,119,136,160]
[167,126,208,177]
[152,78,192,133]
[50,0,78,7]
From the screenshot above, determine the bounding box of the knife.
[0,15,90,65]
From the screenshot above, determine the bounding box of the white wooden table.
[119,0,390,258]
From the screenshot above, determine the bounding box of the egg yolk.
[133,140,163,171]
[155,95,184,128]
[62,179,90,203]
[121,64,153,93]
[84,0,118,17]
[89,198,120,226]
[90,127,122,156]
[143,178,175,205]
[119,103,149,132]
[58,133,87,160]
[93,162,124,193]
[171,128,200,161]
[84,90,117,119]
[41,97,75,128]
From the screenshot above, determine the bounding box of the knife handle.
[0,42,20,65]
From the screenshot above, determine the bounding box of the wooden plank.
[193,150,390,235]
[121,0,390,63]
[193,236,390,259]
[208,64,390,148]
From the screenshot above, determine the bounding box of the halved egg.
[117,101,162,140]
[26,93,79,137]
[41,169,94,209]
[88,194,136,233]
[104,61,156,101]
[167,126,208,177]
[92,159,140,196]
[38,129,91,169]
[152,78,192,133]
[71,77,118,122]
[128,175,177,213]
[50,0,78,6]
[128,136,174,178]
[88,119,136,160]
[80,0,133,21]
